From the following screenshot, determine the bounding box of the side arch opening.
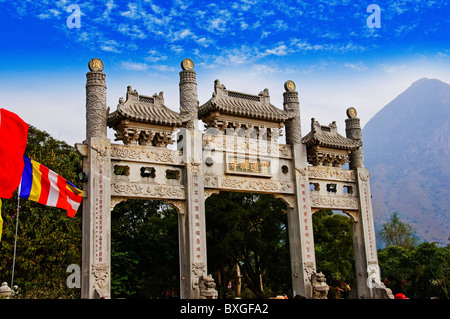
[111,199,180,298]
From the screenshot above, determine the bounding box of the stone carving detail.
[192,262,218,299]
[204,176,218,187]
[180,70,198,129]
[148,150,183,164]
[310,195,359,210]
[197,274,219,299]
[204,176,294,194]
[248,180,279,191]
[90,140,109,158]
[284,90,302,145]
[308,166,356,182]
[165,199,186,215]
[343,210,359,222]
[274,194,295,208]
[203,135,290,158]
[112,183,185,199]
[112,146,145,160]
[111,196,128,210]
[111,145,184,164]
[296,167,308,177]
[204,189,220,199]
[92,263,110,299]
[345,116,365,169]
[86,72,107,139]
[279,144,292,158]
[221,177,245,189]
[304,261,316,279]
[359,172,370,182]
[311,272,329,299]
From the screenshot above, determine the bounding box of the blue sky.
[1,0,449,145]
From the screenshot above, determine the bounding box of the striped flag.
[19,156,83,217]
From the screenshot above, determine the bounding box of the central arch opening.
[205,191,290,299]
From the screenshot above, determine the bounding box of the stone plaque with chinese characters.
[225,155,272,177]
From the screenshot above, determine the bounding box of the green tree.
[378,212,417,248]
[378,245,413,295]
[407,242,450,299]
[378,215,449,299]
[0,126,83,298]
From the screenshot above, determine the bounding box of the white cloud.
[152,64,176,72]
[170,45,184,54]
[121,2,141,19]
[265,44,288,56]
[380,63,407,74]
[172,29,193,41]
[273,20,288,31]
[101,39,121,53]
[344,62,368,72]
[117,24,147,39]
[119,61,150,71]
[290,38,367,53]
[102,0,116,20]
[214,46,257,65]
[37,9,60,19]
[195,37,213,48]
[208,18,228,32]
[145,50,167,63]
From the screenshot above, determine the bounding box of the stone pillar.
[85,58,107,140]
[177,60,214,299]
[179,58,198,130]
[345,107,364,169]
[283,80,302,145]
[81,58,112,299]
[283,81,316,298]
[345,107,382,298]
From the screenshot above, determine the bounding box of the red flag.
[0,108,29,198]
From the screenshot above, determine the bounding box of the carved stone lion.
[198,274,218,299]
[311,272,329,299]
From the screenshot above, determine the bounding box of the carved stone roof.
[302,119,361,150]
[107,86,182,128]
[198,80,295,122]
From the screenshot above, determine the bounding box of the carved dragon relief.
[110,144,183,165]
[204,176,295,194]
[112,182,185,199]
[308,166,356,182]
[310,195,359,210]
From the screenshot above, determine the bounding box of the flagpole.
[11,195,20,289]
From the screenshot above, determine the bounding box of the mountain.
[362,78,450,246]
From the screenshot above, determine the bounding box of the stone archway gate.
[76,58,392,299]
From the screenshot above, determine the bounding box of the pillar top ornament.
[284,80,296,92]
[181,58,194,71]
[346,107,357,119]
[88,58,104,72]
